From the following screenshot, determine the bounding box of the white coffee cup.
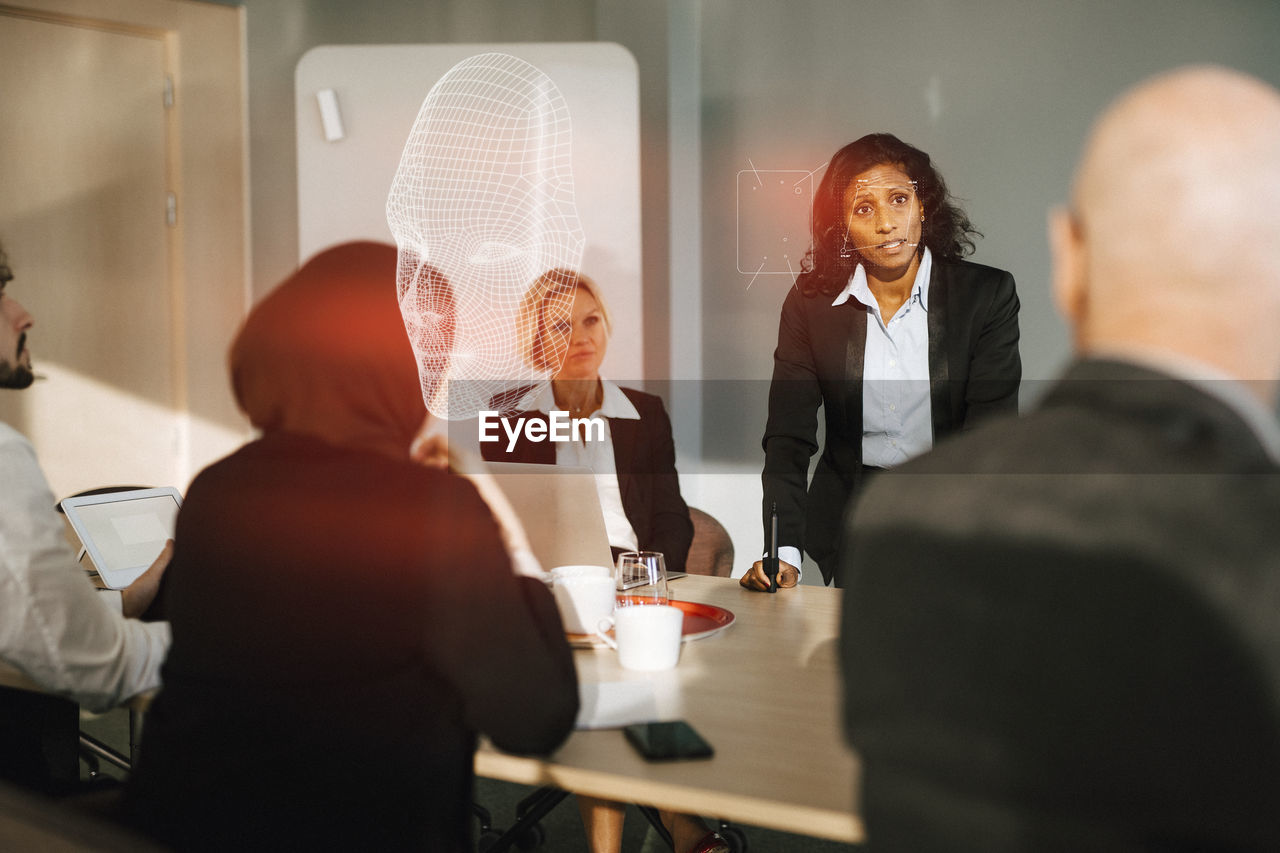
[549,564,613,582]
[595,604,684,671]
[552,575,616,635]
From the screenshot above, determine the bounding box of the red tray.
[568,599,735,647]
[670,599,735,641]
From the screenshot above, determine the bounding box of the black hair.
[796,133,981,298]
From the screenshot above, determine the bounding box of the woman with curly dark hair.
[741,133,1021,590]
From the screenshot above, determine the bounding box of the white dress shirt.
[832,246,934,467]
[514,379,641,553]
[0,422,170,711]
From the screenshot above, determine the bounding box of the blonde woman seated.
[482,268,693,574]
[481,269,726,853]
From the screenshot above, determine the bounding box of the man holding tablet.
[1,240,170,789]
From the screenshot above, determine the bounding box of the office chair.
[686,507,734,577]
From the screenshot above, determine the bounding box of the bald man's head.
[1053,66,1280,387]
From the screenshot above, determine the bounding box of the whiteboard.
[295,43,643,380]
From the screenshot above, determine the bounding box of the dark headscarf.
[229,241,425,459]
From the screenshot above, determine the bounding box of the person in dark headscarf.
[126,241,577,852]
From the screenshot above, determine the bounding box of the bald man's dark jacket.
[841,358,1280,852]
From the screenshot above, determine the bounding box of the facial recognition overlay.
[736,166,814,286]
[295,45,641,424]
[841,178,921,254]
[386,53,586,419]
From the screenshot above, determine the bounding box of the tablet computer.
[60,487,182,590]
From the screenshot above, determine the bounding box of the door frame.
[0,0,250,486]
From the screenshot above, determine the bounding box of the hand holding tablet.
[60,487,183,590]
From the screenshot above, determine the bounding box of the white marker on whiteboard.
[316,88,345,142]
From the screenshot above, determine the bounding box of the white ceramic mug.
[595,604,684,671]
[552,574,616,635]
[549,564,613,582]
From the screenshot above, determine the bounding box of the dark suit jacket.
[841,359,1280,852]
[126,433,578,852]
[763,258,1020,583]
[480,386,694,574]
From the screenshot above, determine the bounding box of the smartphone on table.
[623,720,714,762]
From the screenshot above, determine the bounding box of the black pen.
[766,501,778,593]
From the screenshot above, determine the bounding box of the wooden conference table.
[476,575,864,844]
[1,575,863,844]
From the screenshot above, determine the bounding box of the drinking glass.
[614,550,668,607]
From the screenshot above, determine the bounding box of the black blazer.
[762,258,1021,583]
[840,359,1280,851]
[481,386,694,574]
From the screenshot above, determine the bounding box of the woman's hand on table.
[121,539,173,619]
[738,559,799,592]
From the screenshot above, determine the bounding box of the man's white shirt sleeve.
[0,424,170,711]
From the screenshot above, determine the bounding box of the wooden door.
[0,9,180,497]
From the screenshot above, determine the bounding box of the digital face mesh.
[387,52,585,420]
[841,174,922,266]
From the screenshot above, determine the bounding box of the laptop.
[484,462,686,585]
[484,462,614,572]
[60,487,182,590]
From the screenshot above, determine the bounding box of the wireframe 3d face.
[842,164,922,272]
[387,52,585,419]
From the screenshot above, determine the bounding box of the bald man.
[839,66,1280,852]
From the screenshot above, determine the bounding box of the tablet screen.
[63,491,180,578]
